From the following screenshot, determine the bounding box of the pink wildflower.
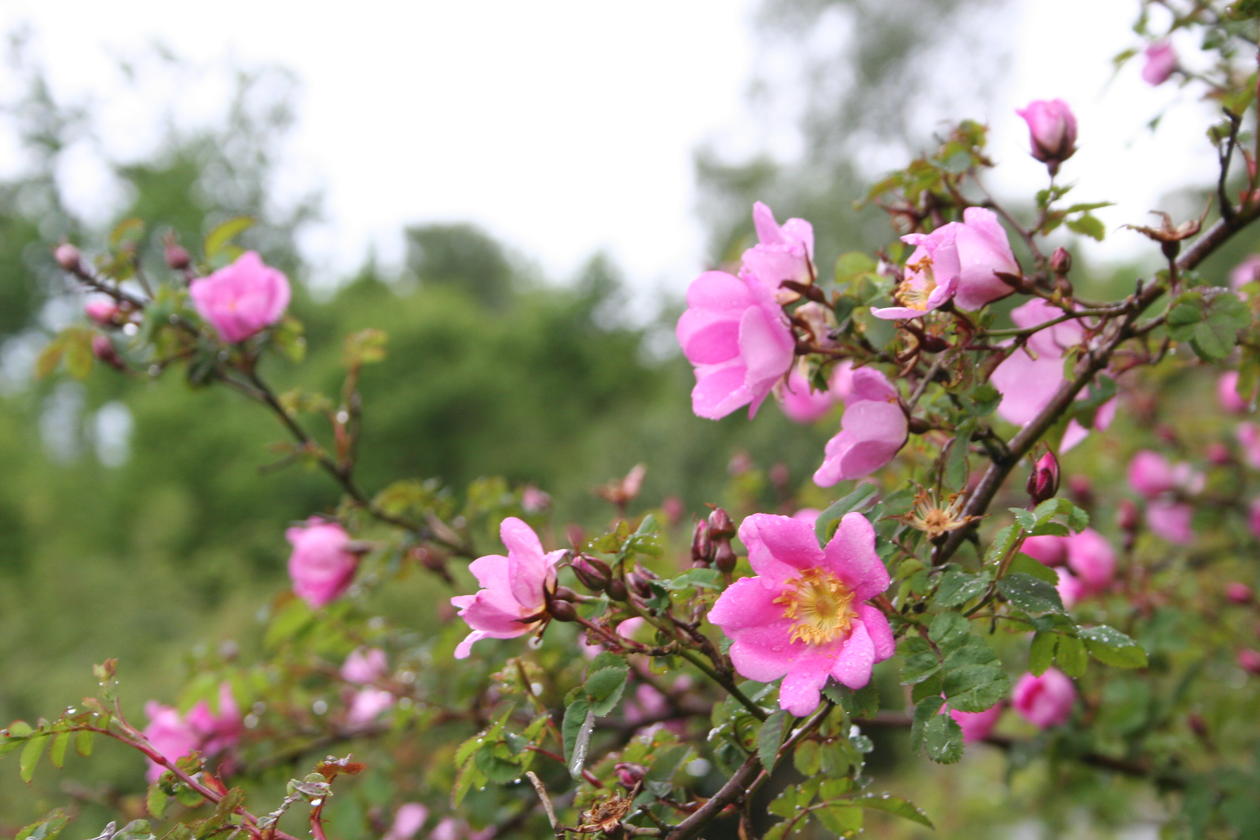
[142,685,241,782]
[1225,582,1254,605]
[1231,255,1260,292]
[1021,535,1068,567]
[952,208,1020,310]
[384,804,429,840]
[1012,668,1075,728]
[742,201,815,289]
[949,703,1002,743]
[1016,99,1077,174]
[1055,568,1085,609]
[813,368,907,487]
[346,687,395,726]
[286,518,358,608]
[1141,41,1177,86]
[189,251,290,343]
[1064,528,1115,593]
[1238,649,1260,675]
[451,517,564,659]
[342,648,388,685]
[708,512,894,716]
[1218,371,1248,414]
[84,298,119,326]
[872,223,960,319]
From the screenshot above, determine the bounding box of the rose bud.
[707,507,735,540]
[571,554,612,592]
[54,243,81,272]
[85,299,120,327]
[165,242,191,271]
[626,568,656,599]
[1226,582,1254,605]
[548,599,577,623]
[1141,41,1177,86]
[1026,451,1060,505]
[1207,442,1232,466]
[1050,247,1072,276]
[92,335,126,371]
[690,520,713,566]
[1237,648,1260,675]
[615,762,646,789]
[606,579,629,602]
[713,541,737,574]
[1117,499,1141,534]
[1067,475,1093,510]
[1016,99,1078,175]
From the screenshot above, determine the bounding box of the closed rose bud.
[1226,582,1254,605]
[714,541,737,574]
[1141,41,1177,86]
[615,762,646,789]
[627,568,655,599]
[548,600,577,622]
[1026,451,1059,505]
[606,579,629,602]
[1067,475,1093,509]
[54,243,81,271]
[690,520,713,565]
[84,299,119,326]
[1117,499,1141,533]
[1050,247,1072,276]
[1237,648,1260,675]
[92,335,125,371]
[571,554,612,592]
[1016,99,1078,175]
[286,518,358,608]
[552,586,577,602]
[1207,442,1232,466]
[165,242,191,270]
[707,507,735,540]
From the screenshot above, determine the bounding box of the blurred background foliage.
[2,0,1257,835]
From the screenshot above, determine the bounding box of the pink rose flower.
[813,368,907,487]
[346,687,395,726]
[775,363,849,424]
[342,648,388,685]
[451,517,564,659]
[1016,99,1078,174]
[741,201,815,289]
[1063,528,1115,593]
[1061,397,1117,453]
[949,702,1002,743]
[1231,255,1260,292]
[1021,535,1068,567]
[142,685,241,782]
[286,518,358,608]
[1218,371,1248,414]
[1012,668,1075,728]
[1225,582,1253,604]
[189,251,291,343]
[872,223,960,319]
[84,298,119,326]
[1141,41,1177,86]
[1238,422,1260,469]
[1238,648,1260,675]
[952,208,1020,311]
[676,268,795,420]
[1146,500,1194,545]
[1127,450,1180,497]
[384,804,429,840]
[708,512,894,716]
[1055,567,1085,609]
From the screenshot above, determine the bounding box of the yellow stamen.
[896,256,937,310]
[773,567,856,646]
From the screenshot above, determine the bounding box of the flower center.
[896,257,937,310]
[773,567,856,646]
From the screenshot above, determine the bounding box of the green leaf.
[1056,634,1088,678]
[15,809,70,840]
[815,803,863,834]
[74,729,93,757]
[19,734,45,783]
[270,317,306,363]
[757,710,790,772]
[109,217,145,248]
[204,216,255,259]
[1080,625,1149,669]
[146,782,169,818]
[928,611,970,650]
[1029,631,1057,675]
[815,484,879,542]
[852,793,934,828]
[922,713,964,763]
[943,421,974,490]
[48,732,69,769]
[561,698,595,779]
[984,524,1021,566]
[1066,213,1105,241]
[585,665,629,716]
[997,573,1064,614]
[1008,552,1058,584]
[943,664,1010,713]
[1166,290,1250,361]
[935,570,988,608]
[344,328,388,366]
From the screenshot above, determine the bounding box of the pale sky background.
[0,0,1221,294]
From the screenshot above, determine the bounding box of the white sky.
[0,0,1224,293]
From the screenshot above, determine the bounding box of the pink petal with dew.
[829,621,876,689]
[856,604,895,660]
[707,576,789,632]
[737,513,825,582]
[779,656,833,716]
[728,624,799,684]
[822,513,888,601]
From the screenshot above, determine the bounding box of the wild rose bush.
[7,4,1260,838]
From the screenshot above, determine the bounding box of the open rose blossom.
[871,223,960,319]
[1012,668,1076,729]
[775,362,850,424]
[451,517,564,659]
[1022,530,1114,599]
[286,518,358,608]
[676,267,795,420]
[84,298,119,326]
[813,368,907,486]
[1016,99,1077,174]
[1141,41,1177,86]
[189,251,290,343]
[383,804,429,840]
[142,685,241,782]
[741,200,815,288]
[708,512,894,716]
